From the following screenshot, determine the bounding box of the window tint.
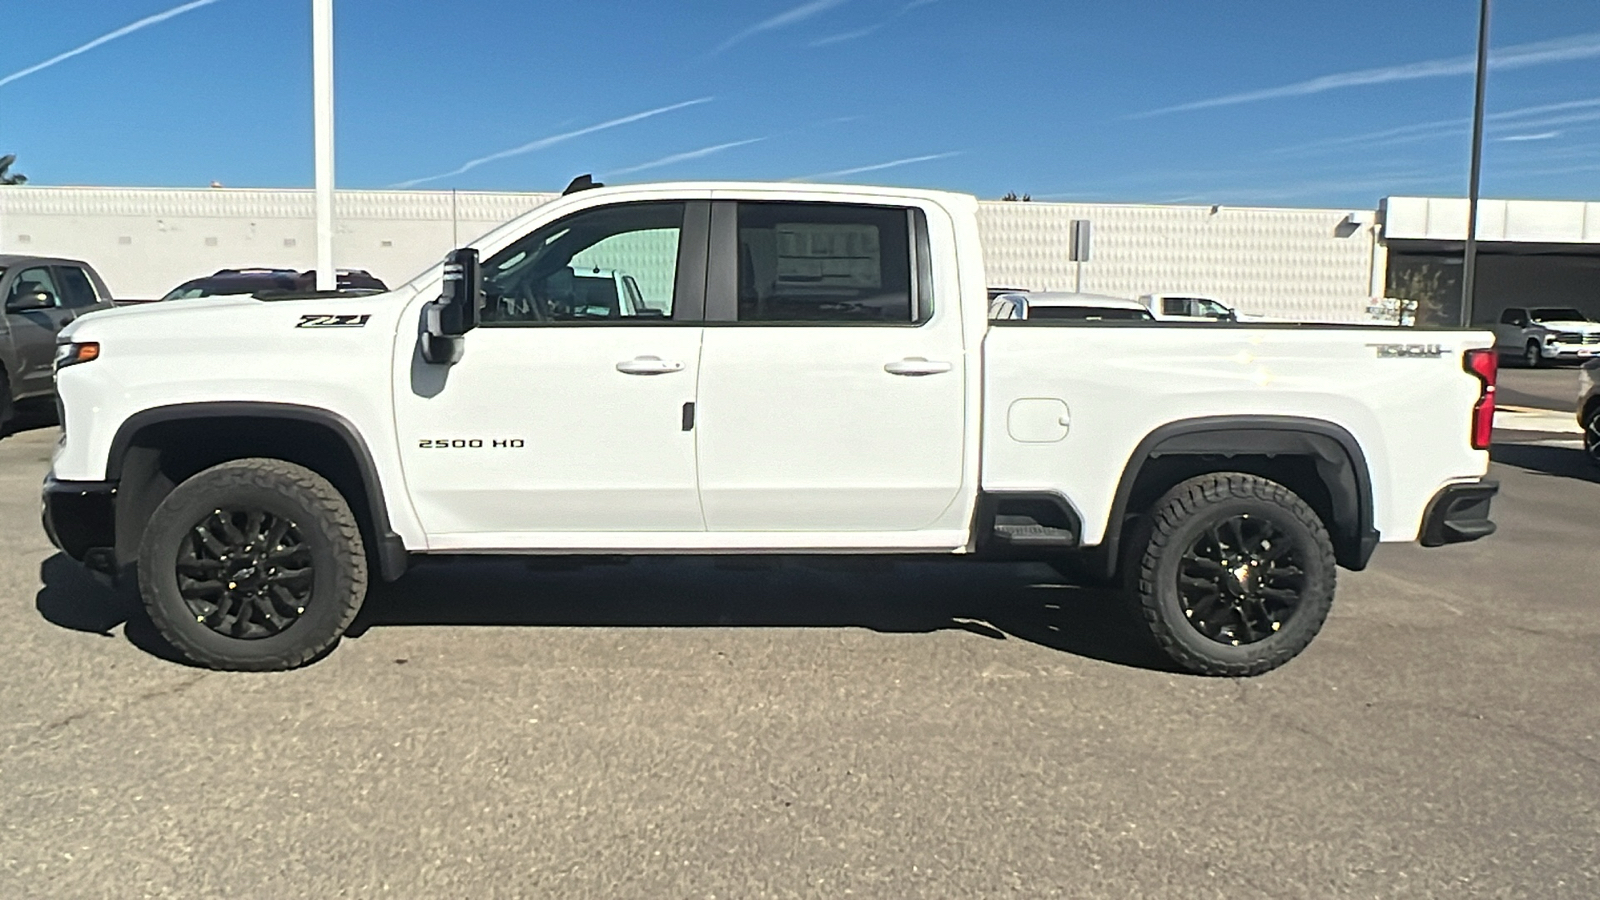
[1531,307,1589,322]
[1161,297,1186,316]
[54,266,100,308]
[1499,308,1525,325]
[1029,306,1151,321]
[480,201,683,325]
[8,267,61,308]
[735,202,915,323]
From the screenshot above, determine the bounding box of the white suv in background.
[1495,307,1600,368]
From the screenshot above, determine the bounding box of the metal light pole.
[312,0,336,291]
[1460,0,1491,327]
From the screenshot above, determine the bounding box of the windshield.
[1031,306,1152,321]
[1531,308,1590,322]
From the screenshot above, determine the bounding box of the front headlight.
[54,341,100,371]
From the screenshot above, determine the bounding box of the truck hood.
[1533,319,1600,331]
[59,290,412,343]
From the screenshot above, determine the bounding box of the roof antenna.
[563,174,605,195]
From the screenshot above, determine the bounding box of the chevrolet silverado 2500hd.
[42,182,1500,675]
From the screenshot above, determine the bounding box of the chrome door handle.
[616,356,685,375]
[884,357,952,376]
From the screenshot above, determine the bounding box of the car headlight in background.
[54,341,100,371]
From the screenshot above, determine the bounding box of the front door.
[394,200,709,544]
[4,266,76,398]
[694,200,967,533]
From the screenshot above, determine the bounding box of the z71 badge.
[297,314,371,328]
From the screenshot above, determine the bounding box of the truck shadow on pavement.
[35,553,1178,673]
[1492,443,1600,484]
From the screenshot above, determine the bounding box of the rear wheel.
[0,369,14,435]
[1132,473,1336,677]
[1524,341,1544,368]
[138,458,368,670]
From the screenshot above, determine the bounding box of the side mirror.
[421,248,482,365]
[7,290,55,312]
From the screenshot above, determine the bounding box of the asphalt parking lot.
[1,370,1596,899]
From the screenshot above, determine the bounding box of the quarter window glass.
[8,267,61,308]
[480,202,683,325]
[55,267,99,307]
[1161,297,1185,316]
[735,202,913,323]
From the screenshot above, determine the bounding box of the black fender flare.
[106,401,409,581]
[1098,415,1379,576]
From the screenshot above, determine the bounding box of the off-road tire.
[138,458,368,670]
[1133,472,1336,677]
[0,368,14,435]
[1584,405,1600,469]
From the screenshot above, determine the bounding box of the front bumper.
[1420,481,1498,547]
[41,476,119,576]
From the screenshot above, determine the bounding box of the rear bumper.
[41,476,119,576]
[1420,481,1498,547]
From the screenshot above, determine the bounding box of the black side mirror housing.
[421,248,482,365]
[6,290,55,312]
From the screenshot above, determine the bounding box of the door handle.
[616,356,685,375]
[884,357,953,376]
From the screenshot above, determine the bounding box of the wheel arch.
[106,402,408,581]
[1097,416,1378,578]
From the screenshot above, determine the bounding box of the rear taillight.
[1464,348,1497,450]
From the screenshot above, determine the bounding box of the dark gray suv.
[1,255,114,433]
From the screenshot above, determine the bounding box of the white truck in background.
[44,181,1500,677]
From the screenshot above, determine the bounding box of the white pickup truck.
[43,182,1501,676]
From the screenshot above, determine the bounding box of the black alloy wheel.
[139,458,368,670]
[1131,472,1337,677]
[177,508,313,639]
[1176,514,1304,646]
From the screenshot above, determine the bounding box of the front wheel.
[138,458,369,670]
[1524,341,1544,369]
[1584,406,1600,469]
[1132,473,1337,677]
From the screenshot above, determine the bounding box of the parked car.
[1580,361,1600,468]
[0,255,114,432]
[157,268,388,301]
[989,291,1154,321]
[45,181,1499,677]
[1494,307,1600,368]
[1141,293,1241,322]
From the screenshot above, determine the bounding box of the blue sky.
[2,0,1599,208]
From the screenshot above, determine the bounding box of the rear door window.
[54,266,101,308]
[732,202,923,324]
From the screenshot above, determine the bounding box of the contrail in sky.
[0,0,225,90]
[716,0,850,54]
[1133,31,1600,118]
[792,151,963,181]
[605,138,767,177]
[393,98,714,188]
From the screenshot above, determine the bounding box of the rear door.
[693,199,968,534]
[3,266,74,398]
[54,264,114,316]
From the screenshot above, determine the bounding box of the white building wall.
[976,201,1379,321]
[2,186,1378,319]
